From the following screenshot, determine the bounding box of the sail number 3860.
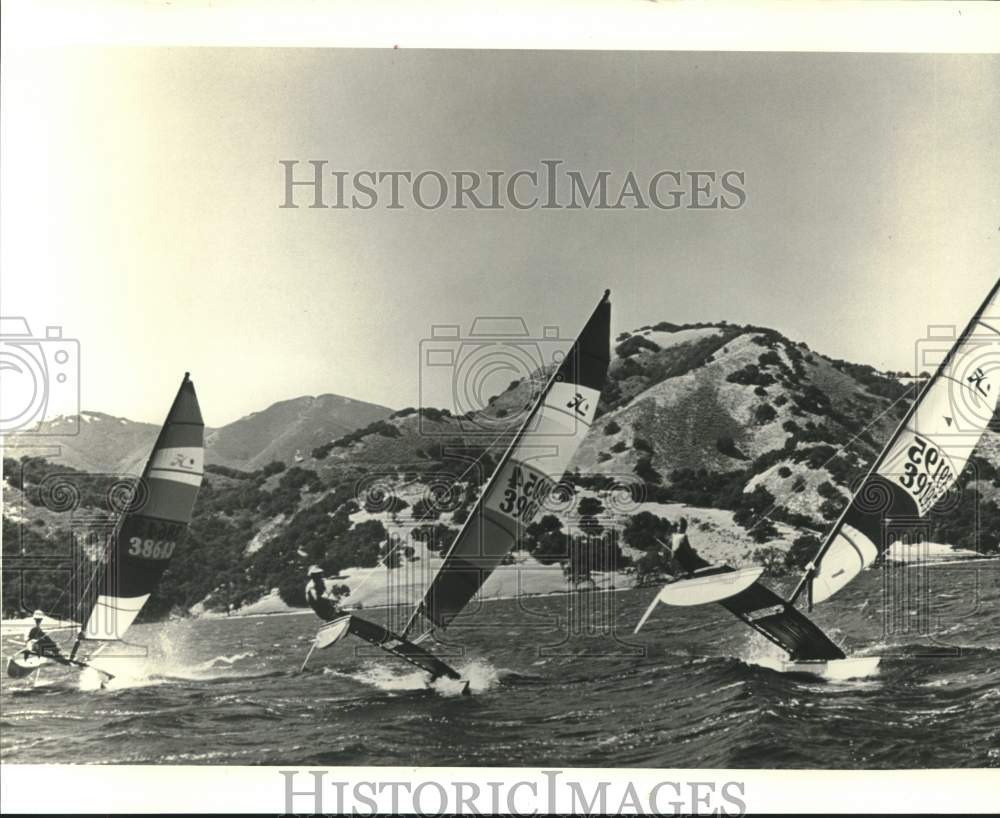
[128,537,177,560]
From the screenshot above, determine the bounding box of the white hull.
[656,566,764,606]
[315,616,353,649]
[6,653,49,678]
[779,656,881,680]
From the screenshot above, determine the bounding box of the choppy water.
[2,563,998,767]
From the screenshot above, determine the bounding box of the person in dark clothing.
[662,518,709,579]
[304,566,341,622]
[24,610,72,666]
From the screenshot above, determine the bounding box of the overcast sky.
[2,49,998,427]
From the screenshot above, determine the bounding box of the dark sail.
[412,292,612,632]
[76,374,204,641]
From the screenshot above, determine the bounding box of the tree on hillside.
[753,546,787,577]
[577,496,605,535]
[784,533,821,571]
[411,497,441,521]
[411,522,458,553]
[564,531,623,585]
[623,511,673,551]
[733,486,778,543]
[523,514,567,564]
[260,460,286,477]
[635,457,662,484]
[622,512,674,586]
[716,435,747,460]
[381,535,403,569]
[364,493,409,516]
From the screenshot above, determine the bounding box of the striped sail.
[77,374,204,641]
[406,291,611,633]
[795,279,1000,606]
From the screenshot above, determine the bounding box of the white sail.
[794,279,1000,606]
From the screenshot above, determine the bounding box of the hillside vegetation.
[4,320,999,621]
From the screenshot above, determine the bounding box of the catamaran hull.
[657,566,764,606]
[318,614,470,694]
[6,653,48,678]
[778,655,880,680]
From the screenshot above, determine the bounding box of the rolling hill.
[4,394,393,473]
[5,319,999,622]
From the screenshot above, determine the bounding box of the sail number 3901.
[128,537,177,560]
[898,435,954,514]
[497,465,554,524]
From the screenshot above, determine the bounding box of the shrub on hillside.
[634,457,662,484]
[205,463,257,480]
[633,437,654,453]
[794,384,832,416]
[260,460,286,477]
[311,442,335,460]
[785,534,821,571]
[726,364,776,387]
[615,335,662,358]
[753,546,787,577]
[523,514,567,564]
[758,350,782,368]
[716,435,747,460]
[755,403,777,425]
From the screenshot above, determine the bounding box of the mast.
[403,290,611,638]
[789,277,1000,608]
[72,373,204,655]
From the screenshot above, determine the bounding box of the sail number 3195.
[128,537,177,560]
[898,435,954,514]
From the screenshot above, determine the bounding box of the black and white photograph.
[1,2,999,814]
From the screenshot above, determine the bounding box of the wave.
[330,656,504,697]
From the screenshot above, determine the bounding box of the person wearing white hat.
[304,565,340,622]
[24,609,72,666]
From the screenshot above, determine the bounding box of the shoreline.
[180,553,1000,623]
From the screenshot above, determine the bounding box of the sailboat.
[635,278,1000,678]
[6,373,205,683]
[303,291,612,689]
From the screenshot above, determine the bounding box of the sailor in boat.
[305,565,341,622]
[23,610,72,667]
[664,518,703,579]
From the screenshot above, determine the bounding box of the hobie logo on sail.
[566,392,590,416]
[152,447,203,473]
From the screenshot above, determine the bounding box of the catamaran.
[6,373,205,684]
[635,278,1000,678]
[302,291,612,690]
